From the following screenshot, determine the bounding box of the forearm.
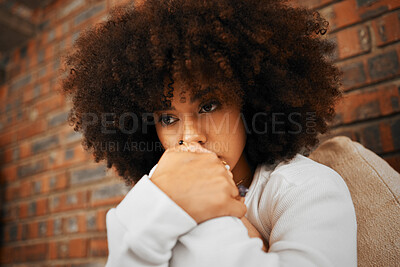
[170,217,280,267]
[106,175,197,267]
[169,171,357,267]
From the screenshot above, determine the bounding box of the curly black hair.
[60,0,342,185]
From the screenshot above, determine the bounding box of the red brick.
[331,115,400,155]
[357,0,400,20]
[64,214,87,233]
[0,130,15,147]
[319,0,400,33]
[50,145,90,170]
[109,0,135,9]
[4,184,20,201]
[97,209,107,231]
[321,1,359,31]
[19,142,31,159]
[55,23,64,40]
[19,202,28,219]
[28,221,39,239]
[0,165,17,184]
[50,190,88,213]
[380,122,394,152]
[47,219,53,237]
[371,11,400,47]
[18,198,48,219]
[3,223,20,242]
[367,49,400,83]
[16,119,47,141]
[338,46,400,91]
[48,172,69,191]
[47,150,63,171]
[294,0,337,9]
[2,147,14,164]
[0,246,13,264]
[90,183,128,207]
[36,198,48,216]
[21,84,35,104]
[334,24,370,60]
[0,85,6,102]
[44,45,54,62]
[17,243,48,262]
[335,83,400,124]
[19,179,32,198]
[33,93,66,117]
[78,213,87,232]
[41,176,51,194]
[52,241,69,259]
[41,79,53,96]
[1,205,18,222]
[49,241,58,260]
[89,237,108,257]
[69,238,87,258]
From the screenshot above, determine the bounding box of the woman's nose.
[180,115,207,144]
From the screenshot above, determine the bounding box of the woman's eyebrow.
[159,106,176,111]
[190,86,217,103]
[154,86,218,112]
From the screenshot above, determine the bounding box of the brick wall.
[0,0,399,266]
[0,0,135,266]
[293,0,400,171]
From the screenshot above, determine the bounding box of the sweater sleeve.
[169,164,357,267]
[105,173,197,267]
[264,168,357,267]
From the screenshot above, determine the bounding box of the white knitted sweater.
[106,154,357,267]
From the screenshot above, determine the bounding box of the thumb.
[227,200,247,219]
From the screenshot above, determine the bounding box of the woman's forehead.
[154,85,221,112]
[153,74,244,112]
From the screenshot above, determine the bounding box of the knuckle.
[215,194,228,208]
[165,148,175,154]
[216,165,227,175]
[210,153,219,160]
[232,186,239,196]
[211,165,223,175]
[223,181,233,192]
[204,152,218,161]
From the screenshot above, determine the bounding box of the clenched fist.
[150,142,247,224]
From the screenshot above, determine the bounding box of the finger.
[169,144,188,153]
[234,194,245,202]
[173,142,214,155]
[227,200,247,219]
[187,142,214,154]
[229,181,240,197]
[223,170,236,188]
[240,216,251,228]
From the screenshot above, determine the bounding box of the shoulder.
[263,154,351,199]
[257,154,356,231]
[255,155,357,267]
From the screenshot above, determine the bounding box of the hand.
[240,216,268,252]
[150,142,247,224]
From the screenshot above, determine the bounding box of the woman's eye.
[159,115,178,126]
[157,100,220,126]
[200,101,220,113]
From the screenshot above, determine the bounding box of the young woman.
[60,0,357,266]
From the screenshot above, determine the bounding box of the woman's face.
[153,77,248,176]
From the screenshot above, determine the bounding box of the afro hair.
[60,0,342,185]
